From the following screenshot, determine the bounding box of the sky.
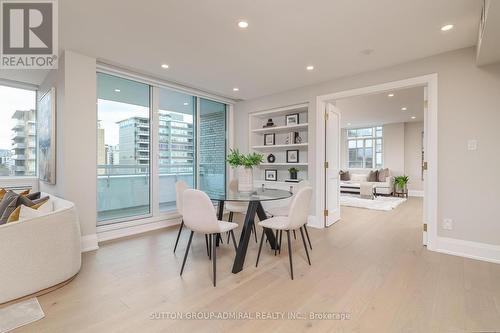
[0,85,36,150]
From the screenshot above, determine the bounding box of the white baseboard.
[408,190,424,197]
[81,234,99,252]
[97,218,181,243]
[306,215,324,229]
[434,236,500,265]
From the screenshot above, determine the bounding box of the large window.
[0,84,37,177]
[347,126,383,169]
[96,73,228,226]
[97,73,151,223]
[158,88,195,212]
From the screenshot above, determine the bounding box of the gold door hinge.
[324,161,329,168]
[324,209,329,217]
[325,111,329,120]
[423,223,427,232]
[423,161,428,170]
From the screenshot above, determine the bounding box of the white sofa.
[340,171,394,196]
[0,194,82,304]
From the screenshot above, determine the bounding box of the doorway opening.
[315,74,438,248]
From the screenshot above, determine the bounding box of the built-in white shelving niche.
[249,103,309,187]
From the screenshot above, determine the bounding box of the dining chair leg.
[212,233,217,287]
[230,230,238,252]
[274,230,279,256]
[180,230,194,276]
[208,233,212,259]
[304,224,312,250]
[205,234,210,257]
[286,230,294,280]
[293,230,296,240]
[278,230,283,255]
[299,227,311,265]
[173,220,184,253]
[228,211,234,222]
[256,228,266,267]
[252,222,258,243]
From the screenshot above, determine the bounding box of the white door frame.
[315,74,438,250]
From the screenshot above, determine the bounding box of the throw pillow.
[19,189,30,196]
[18,199,53,221]
[0,194,39,224]
[340,170,351,181]
[378,168,389,182]
[0,191,19,224]
[0,188,6,200]
[367,170,378,182]
[7,198,52,223]
[25,191,41,200]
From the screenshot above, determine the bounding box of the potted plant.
[227,149,263,192]
[288,167,299,180]
[394,175,409,193]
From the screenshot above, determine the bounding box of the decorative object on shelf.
[286,149,299,163]
[38,87,56,184]
[267,154,276,163]
[265,169,278,181]
[227,149,264,192]
[264,133,275,146]
[285,113,299,126]
[288,167,299,180]
[294,132,302,143]
[285,131,303,144]
[263,118,275,128]
[394,175,409,197]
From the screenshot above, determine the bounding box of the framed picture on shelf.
[265,169,278,181]
[286,149,299,163]
[285,113,299,126]
[264,133,275,145]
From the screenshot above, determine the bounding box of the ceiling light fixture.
[161,64,169,69]
[347,123,352,126]
[441,24,454,31]
[306,65,314,71]
[233,87,239,92]
[238,20,249,29]
[183,102,189,106]
[114,89,121,92]
[388,93,394,97]
[401,107,407,111]
[411,116,416,119]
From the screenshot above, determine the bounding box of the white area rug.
[0,298,45,333]
[340,195,406,211]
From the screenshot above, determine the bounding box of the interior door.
[325,103,341,226]
[422,87,428,245]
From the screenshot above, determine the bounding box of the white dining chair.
[256,186,313,280]
[173,180,210,256]
[266,180,312,250]
[225,179,257,242]
[180,189,238,287]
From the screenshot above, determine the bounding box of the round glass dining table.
[208,187,292,274]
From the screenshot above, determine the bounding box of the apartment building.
[10,109,36,176]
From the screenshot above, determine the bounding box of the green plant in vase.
[226,150,264,192]
[288,167,299,180]
[394,175,409,192]
[227,149,243,168]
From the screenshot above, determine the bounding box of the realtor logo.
[1,0,58,68]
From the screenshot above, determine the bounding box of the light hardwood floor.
[14,198,500,332]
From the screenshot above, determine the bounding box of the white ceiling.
[336,86,424,128]
[2,0,482,100]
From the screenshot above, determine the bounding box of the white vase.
[238,167,253,192]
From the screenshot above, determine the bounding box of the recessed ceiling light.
[114,89,120,92]
[411,116,416,119]
[238,20,249,29]
[441,24,454,31]
[306,65,314,71]
[347,123,351,126]
[183,102,189,106]
[401,107,407,111]
[233,87,239,92]
[161,64,169,69]
[388,93,394,97]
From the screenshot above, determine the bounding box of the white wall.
[39,51,97,249]
[234,47,500,247]
[382,123,405,176]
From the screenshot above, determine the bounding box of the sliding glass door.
[158,88,195,212]
[97,73,151,224]
[97,72,228,226]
